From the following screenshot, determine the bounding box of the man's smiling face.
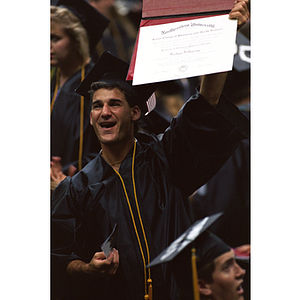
[90,87,140,147]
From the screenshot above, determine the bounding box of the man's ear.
[198,279,213,297]
[131,106,141,121]
[90,111,93,126]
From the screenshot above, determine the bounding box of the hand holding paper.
[101,223,119,257]
[67,248,119,278]
[88,249,119,277]
[67,224,120,278]
[229,0,250,29]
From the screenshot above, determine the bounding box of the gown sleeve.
[51,177,83,268]
[160,90,249,196]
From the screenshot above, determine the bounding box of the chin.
[99,136,119,146]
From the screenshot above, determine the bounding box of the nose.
[101,103,112,117]
[235,263,246,279]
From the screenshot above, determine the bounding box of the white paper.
[132,15,237,85]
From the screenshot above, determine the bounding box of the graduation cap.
[148,212,231,300]
[57,0,109,54]
[76,51,158,115]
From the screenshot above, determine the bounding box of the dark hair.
[196,260,216,299]
[89,82,141,135]
[197,260,215,283]
[89,81,138,107]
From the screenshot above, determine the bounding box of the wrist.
[67,260,91,276]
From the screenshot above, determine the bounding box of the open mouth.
[237,283,244,295]
[100,122,116,129]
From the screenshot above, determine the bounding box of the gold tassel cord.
[113,140,153,300]
[78,64,85,171]
[147,279,153,300]
[191,248,200,300]
[50,67,60,114]
[51,65,85,171]
[132,139,152,289]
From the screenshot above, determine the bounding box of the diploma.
[132,15,237,85]
[101,223,118,257]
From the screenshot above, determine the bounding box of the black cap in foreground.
[57,0,109,54]
[148,212,224,268]
[148,213,232,300]
[76,51,158,115]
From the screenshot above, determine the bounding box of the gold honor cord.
[50,67,60,114]
[113,140,153,300]
[50,65,85,171]
[78,64,85,171]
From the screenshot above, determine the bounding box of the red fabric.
[141,0,234,18]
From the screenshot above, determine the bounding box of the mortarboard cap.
[76,51,158,115]
[148,212,224,268]
[57,0,109,54]
[148,213,231,300]
[195,230,231,270]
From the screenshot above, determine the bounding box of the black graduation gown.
[191,110,250,248]
[51,91,249,300]
[51,63,100,174]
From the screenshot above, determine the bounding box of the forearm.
[67,260,91,278]
[67,250,119,279]
[199,72,228,107]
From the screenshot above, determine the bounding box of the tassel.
[191,248,200,300]
[147,279,153,300]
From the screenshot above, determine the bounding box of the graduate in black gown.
[51,2,250,300]
[50,0,109,189]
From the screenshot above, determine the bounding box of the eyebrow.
[92,98,123,104]
[221,257,235,268]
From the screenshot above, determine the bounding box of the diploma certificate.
[132,15,237,85]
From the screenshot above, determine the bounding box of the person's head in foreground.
[196,231,245,300]
[147,214,247,300]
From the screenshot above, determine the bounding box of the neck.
[101,139,135,171]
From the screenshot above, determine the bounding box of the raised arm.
[199,72,228,107]
[199,0,250,106]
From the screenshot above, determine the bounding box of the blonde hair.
[51,5,90,63]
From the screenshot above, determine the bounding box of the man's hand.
[234,244,251,257]
[229,0,250,30]
[88,249,119,277]
[67,249,119,278]
[50,156,77,191]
